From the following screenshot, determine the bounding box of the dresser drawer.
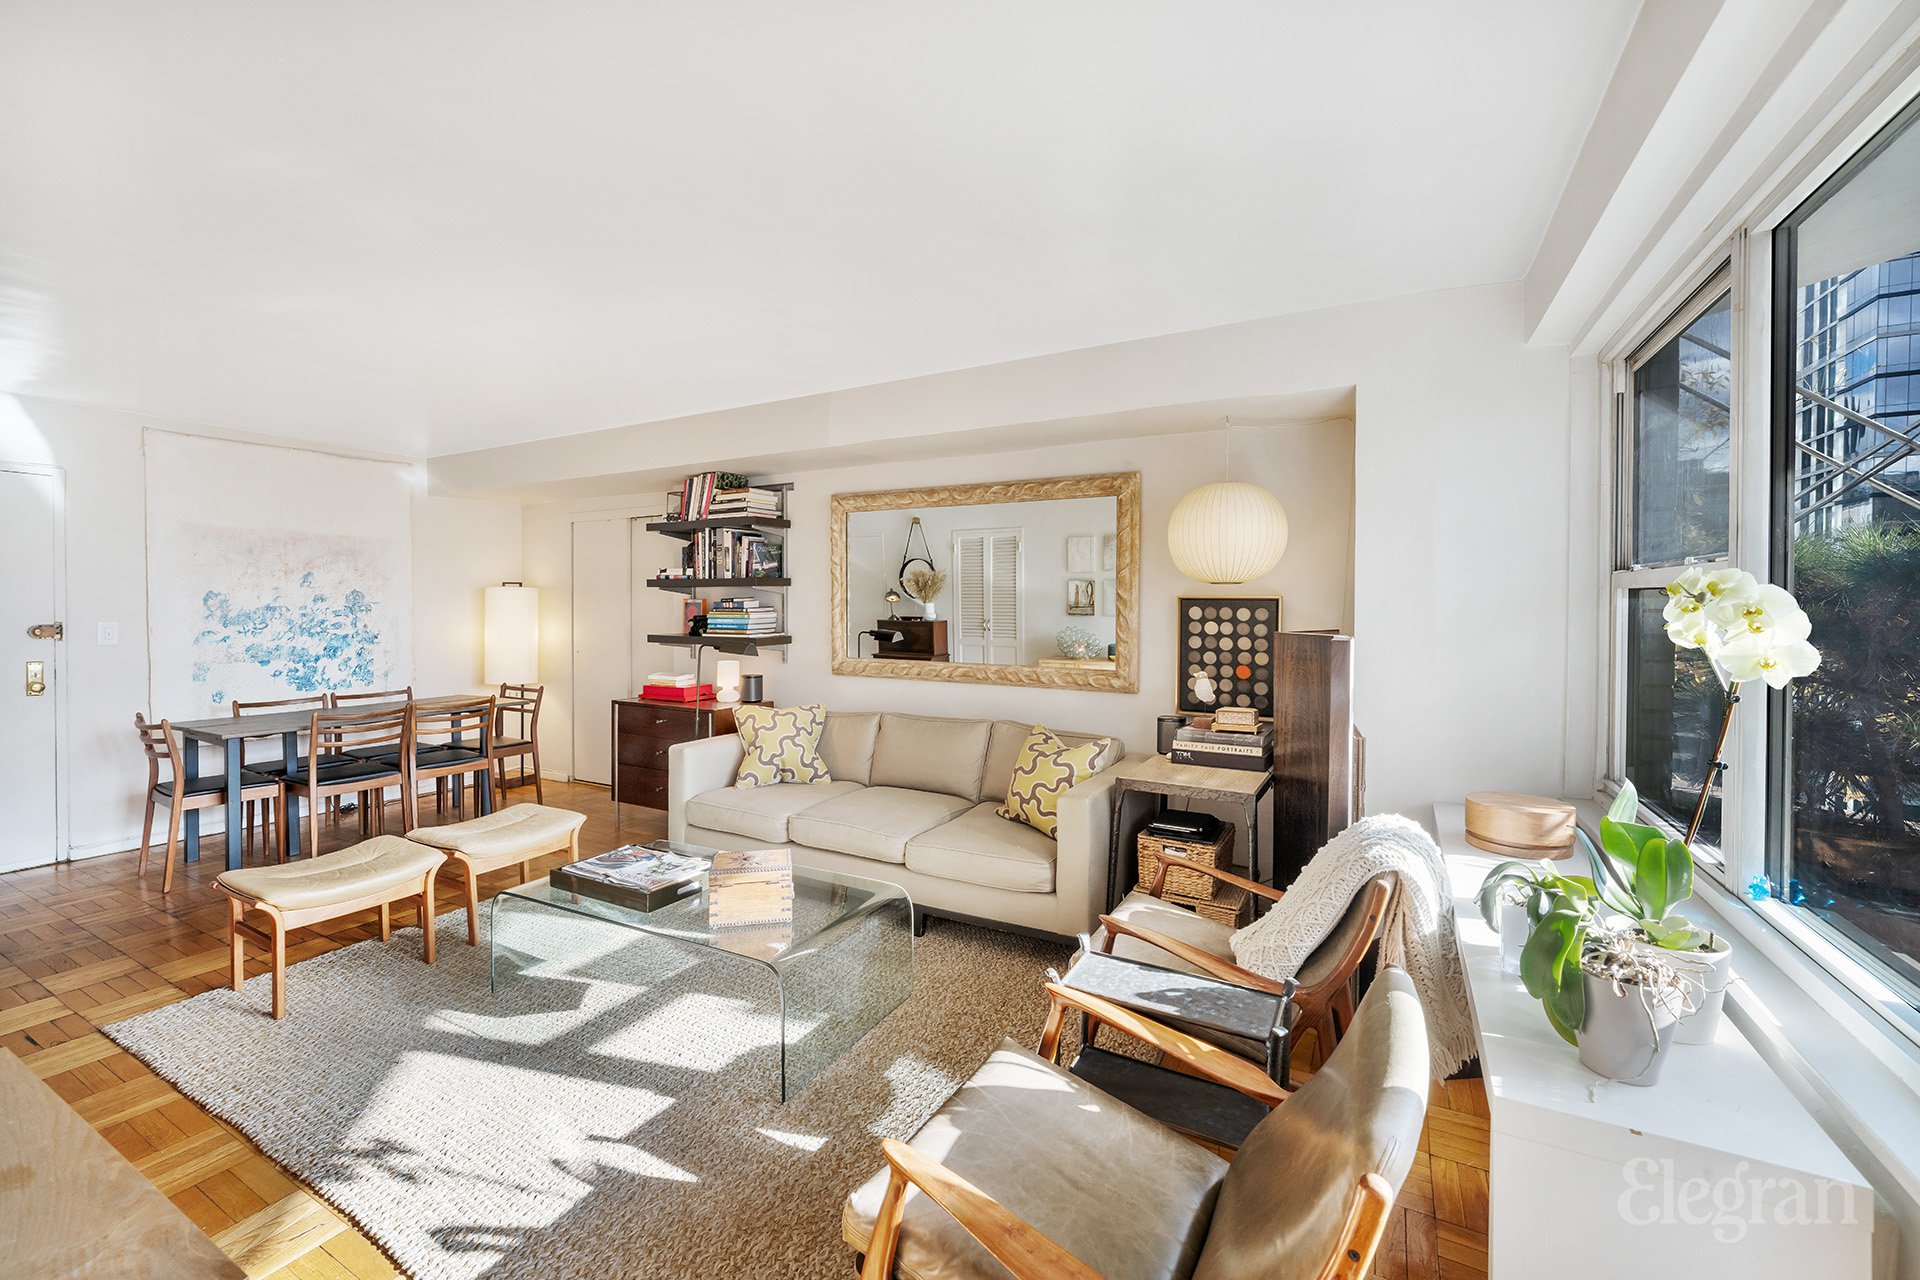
[616,764,670,810]
[618,703,698,736]
[617,735,676,771]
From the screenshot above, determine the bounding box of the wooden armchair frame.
[1103,851,1390,1054]
[858,985,1393,1280]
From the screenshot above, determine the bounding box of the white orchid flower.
[1707,583,1813,642]
[1716,630,1822,689]
[1700,568,1760,601]
[1662,591,1711,649]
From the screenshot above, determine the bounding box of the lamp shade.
[483,584,539,685]
[1167,482,1289,584]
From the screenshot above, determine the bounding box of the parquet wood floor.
[0,780,1490,1278]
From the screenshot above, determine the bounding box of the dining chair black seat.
[416,745,488,767]
[492,736,532,751]
[281,758,401,786]
[153,770,278,798]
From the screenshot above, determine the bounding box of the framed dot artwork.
[1176,596,1282,717]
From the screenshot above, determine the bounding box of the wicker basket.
[1168,880,1253,928]
[1138,821,1236,900]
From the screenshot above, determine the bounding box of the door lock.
[25,661,46,696]
[26,622,62,641]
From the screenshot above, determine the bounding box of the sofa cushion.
[997,725,1116,838]
[819,713,881,786]
[906,802,1058,894]
[788,786,973,864]
[983,719,1119,804]
[868,714,992,801]
[733,705,832,787]
[683,781,862,843]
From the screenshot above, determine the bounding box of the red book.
[642,683,714,702]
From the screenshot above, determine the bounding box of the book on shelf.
[679,527,783,579]
[645,670,697,688]
[705,596,782,635]
[707,847,795,928]
[1170,723,1273,772]
[706,486,783,516]
[550,842,710,912]
[676,471,753,520]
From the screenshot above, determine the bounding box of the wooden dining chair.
[229,694,328,855]
[279,707,411,859]
[407,696,496,829]
[135,714,280,894]
[329,688,413,824]
[491,683,543,803]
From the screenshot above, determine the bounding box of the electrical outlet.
[97,621,119,646]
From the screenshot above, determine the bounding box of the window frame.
[1606,263,1741,881]
[1602,76,1920,1040]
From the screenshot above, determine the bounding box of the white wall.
[500,282,1580,817]
[523,414,1363,780]
[0,394,522,862]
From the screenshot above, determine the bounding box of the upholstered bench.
[404,803,587,945]
[217,834,445,1019]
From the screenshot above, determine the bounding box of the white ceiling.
[0,1,1638,458]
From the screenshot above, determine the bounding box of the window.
[1770,94,1920,999]
[1615,279,1734,849]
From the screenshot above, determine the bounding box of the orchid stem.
[1685,682,1741,847]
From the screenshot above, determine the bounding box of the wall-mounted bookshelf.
[644,477,792,660]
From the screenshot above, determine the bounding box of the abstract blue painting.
[146,430,413,718]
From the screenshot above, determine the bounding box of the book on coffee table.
[707,847,795,928]
[552,842,708,912]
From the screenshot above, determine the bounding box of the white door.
[0,467,60,871]
[952,528,1022,665]
[571,517,632,786]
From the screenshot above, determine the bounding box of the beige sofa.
[668,711,1129,937]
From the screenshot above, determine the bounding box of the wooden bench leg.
[419,872,437,965]
[460,857,481,947]
[228,897,245,992]
[266,907,288,1020]
[378,901,391,941]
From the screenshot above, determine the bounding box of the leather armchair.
[843,967,1430,1280]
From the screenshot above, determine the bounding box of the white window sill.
[1574,798,1920,1266]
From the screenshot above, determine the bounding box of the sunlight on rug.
[104,913,1071,1280]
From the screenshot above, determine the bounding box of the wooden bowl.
[1464,791,1577,858]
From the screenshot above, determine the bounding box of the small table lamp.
[714,659,743,705]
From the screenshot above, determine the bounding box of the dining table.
[168,694,528,869]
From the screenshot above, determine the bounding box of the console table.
[1435,802,1873,1275]
[1104,755,1274,911]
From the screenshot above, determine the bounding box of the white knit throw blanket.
[1229,813,1476,1078]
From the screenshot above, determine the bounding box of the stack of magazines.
[551,842,709,911]
[705,596,783,635]
[707,486,782,518]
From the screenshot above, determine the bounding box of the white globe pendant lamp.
[1167,482,1289,584]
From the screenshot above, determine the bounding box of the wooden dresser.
[876,617,948,661]
[611,697,760,810]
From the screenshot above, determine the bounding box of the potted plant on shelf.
[1476,859,1593,977]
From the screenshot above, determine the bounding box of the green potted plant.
[1476,860,1594,977]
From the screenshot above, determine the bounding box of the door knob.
[25,660,46,695]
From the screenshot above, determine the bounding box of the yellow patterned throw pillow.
[733,705,833,788]
[998,725,1114,838]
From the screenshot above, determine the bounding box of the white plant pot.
[1577,970,1682,1086]
[1497,898,1531,977]
[923,603,937,620]
[1672,935,1734,1045]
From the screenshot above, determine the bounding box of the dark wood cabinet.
[611,697,760,811]
[876,617,948,661]
[1269,633,1355,886]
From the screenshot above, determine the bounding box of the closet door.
[952,528,1022,665]
[571,516,631,786]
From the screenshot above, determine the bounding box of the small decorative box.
[1464,791,1578,858]
[1138,821,1236,900]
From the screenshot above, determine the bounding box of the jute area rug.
[105,911,1074,1280]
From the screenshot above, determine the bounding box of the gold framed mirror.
[830,472,1140,691]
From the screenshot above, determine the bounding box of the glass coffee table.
[489,841,914,1099]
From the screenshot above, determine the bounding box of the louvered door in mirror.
[830,473,1139,692]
